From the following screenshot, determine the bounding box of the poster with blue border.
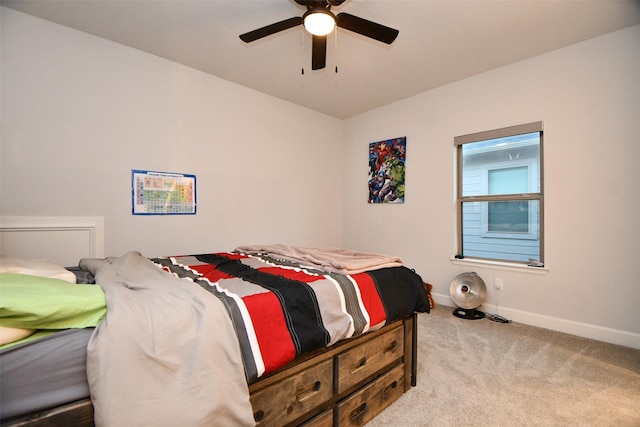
[132,170,196,215]
[368,137,406,203]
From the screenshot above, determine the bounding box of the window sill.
[450,257,549,274]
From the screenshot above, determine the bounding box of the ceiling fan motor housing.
[295,0,346,7]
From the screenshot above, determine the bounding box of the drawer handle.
[295,380,322,401]
[384,340,399,353]
[349,402,367,422]
[286,381,322,415]
[253,409,265,422]
[350,357,367,374]
[382,380,398,400]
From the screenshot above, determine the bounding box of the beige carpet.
[366,305,640,426]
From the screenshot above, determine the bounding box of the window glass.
[488,166,528,194]
[456,123,543,264]
[488,200,529,233]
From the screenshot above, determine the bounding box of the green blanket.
[0,273,106,349]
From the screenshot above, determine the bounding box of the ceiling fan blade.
[311,35,327,70]
[239,17,303,43]
[335,12,399,44]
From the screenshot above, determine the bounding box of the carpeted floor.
[366,305,640,426]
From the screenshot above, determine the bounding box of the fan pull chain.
[301,30,305,75]
[334,29,338,73]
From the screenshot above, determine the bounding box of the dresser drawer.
[336,325,404,394]
[251,358,333,427]
[336,364,404,427]
[300,408,334,427]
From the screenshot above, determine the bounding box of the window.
[455,122,543,264]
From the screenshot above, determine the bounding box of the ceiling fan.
[239,0,399,71]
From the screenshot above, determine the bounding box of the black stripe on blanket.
[241,254,369,338]
[367,267,430,321]
[196,253,330,356]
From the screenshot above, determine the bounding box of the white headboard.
[0,217,104,266]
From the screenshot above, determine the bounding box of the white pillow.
[0,256,77,283]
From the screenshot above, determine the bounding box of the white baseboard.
[432,293,640,350]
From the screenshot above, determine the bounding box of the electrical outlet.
[494,277,504,290]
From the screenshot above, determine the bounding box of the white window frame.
[455,121,544,264]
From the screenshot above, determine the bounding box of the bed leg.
[402,313,418,392]
[411,312,418,387]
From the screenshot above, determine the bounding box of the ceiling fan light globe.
[303,10,335,36]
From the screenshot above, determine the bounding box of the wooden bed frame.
[4,314,418,427]
[1,217,421,427]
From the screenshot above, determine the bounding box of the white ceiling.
[3,0,640,119]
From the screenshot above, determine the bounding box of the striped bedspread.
[151,250,429,383]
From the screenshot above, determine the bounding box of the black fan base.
[452,307,485,320]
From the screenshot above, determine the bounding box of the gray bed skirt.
[0,328,93,421]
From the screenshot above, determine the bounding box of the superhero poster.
[368,137,406,204]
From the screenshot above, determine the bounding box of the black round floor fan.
[450,272,487,320]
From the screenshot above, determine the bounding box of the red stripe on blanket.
[186,253,249,280]
[189,264,234,282]
[351,273,387,328]
[243,292,296,374]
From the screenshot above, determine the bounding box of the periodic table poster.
[132,170,196,215]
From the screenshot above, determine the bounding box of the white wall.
[343,25,640,348]
[2,6,639,348]
[0,7,344,257]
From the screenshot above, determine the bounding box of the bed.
[0,219,429,427]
